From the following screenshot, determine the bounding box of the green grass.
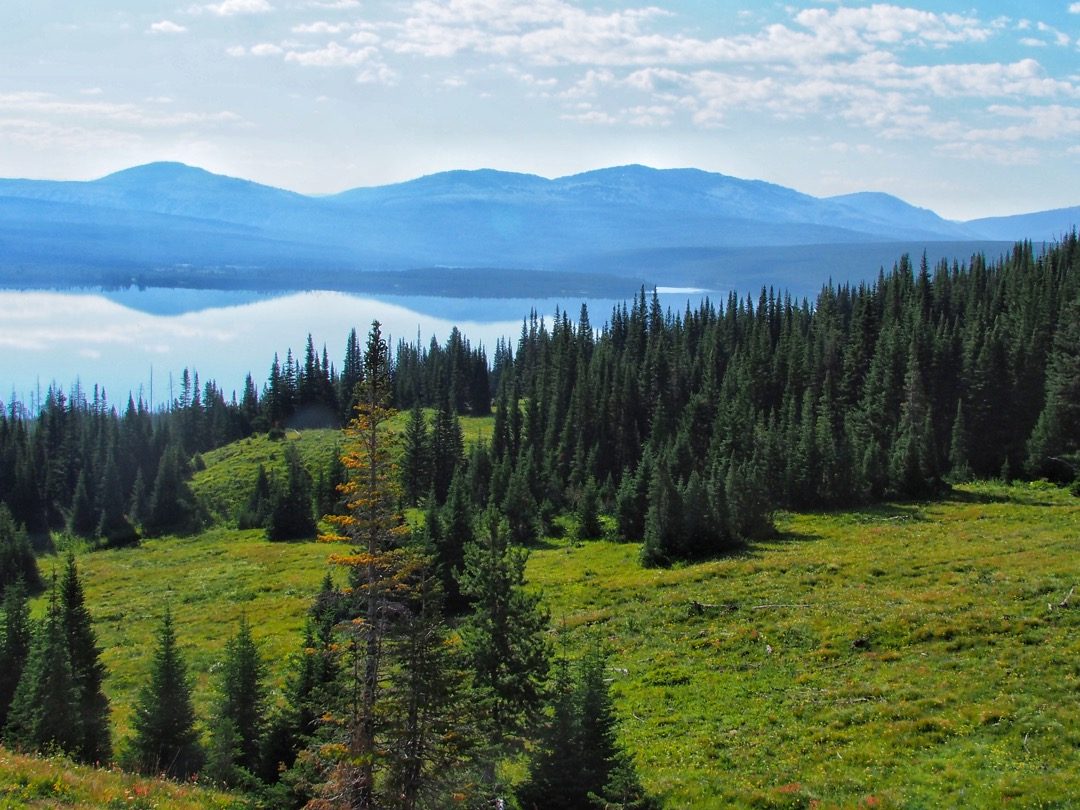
[24,471,1080,808]
[529,481,1080,809]
[0,746,247,809]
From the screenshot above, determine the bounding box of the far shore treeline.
[0,235,1078,567]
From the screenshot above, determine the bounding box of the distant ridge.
[0,161,1074,297]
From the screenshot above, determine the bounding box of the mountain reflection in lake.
[0,287,713,412]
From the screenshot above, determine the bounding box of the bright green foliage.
[128,608,203,779]
[59,553,111,764]
[4,587,81,757]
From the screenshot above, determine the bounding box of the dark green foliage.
[438,471,473,613]
[67,471,97,537]
[238,463,273,529]
[0,579,31,730]
[1027,299,1080,481]
[59,554,111,764]
[577,476,602,539]
[400,401,431,507]
[213,616,265,779]
[0,506,41,598]
[4,587,82,757]
[519,645,657,810]
[267,444,317,541]
[458,509,550,741]
[143,444,199,537]
[502,464,539,546]
[96,454,138,547]
[314,445,346,518]
[430,392,464,504]
[128,607,203,779]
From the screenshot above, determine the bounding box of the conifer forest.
[1,235,1079,808]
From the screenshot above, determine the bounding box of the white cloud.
[251,42,284,56]
[1070,3,1080,13]
[0,92,243,130]
[81,87,104,96]
[308,0,359,7]
[285,41,376,67]
[149,20,188,34]
[202,0,272,17]
[293,21,350,34]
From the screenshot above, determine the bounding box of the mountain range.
[0,161,1076,298]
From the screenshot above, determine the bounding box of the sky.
[1,1,1078,220]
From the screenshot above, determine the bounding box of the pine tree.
[128,607,203,778]
[313,320,415,808]
[0,505,41,598]
[438,470,473,613]
[0,579,31,729]
[67,470,97,537]
[267,444,317,540]
[59,553,111,764]
[948,400,973,483]
[143,445,198,537]
[213,616,265,778]
[501,463,538,546]
[237,464,273,529]
[1027,299,1080,481]
[458,509,550,748]
[400,401,430,507]
[96,452,138,547]
[4,585,82,757]
[576,475,602,539]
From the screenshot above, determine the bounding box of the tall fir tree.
[4,585,82,757]
[59,553,111,764]
[0,579,31,730]
[128,607,203,779]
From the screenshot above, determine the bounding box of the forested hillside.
[1,236,1077,559]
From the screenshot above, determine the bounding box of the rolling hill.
[0,162,1075,297]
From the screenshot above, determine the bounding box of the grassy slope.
[23,425,1080,808]
[0,747,246,809]
[530,482,1080,809]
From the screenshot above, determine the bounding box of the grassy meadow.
[21,426,1080,808]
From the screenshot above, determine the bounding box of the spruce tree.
[213,616,265,778]
[576,475,602,539]
[0,505,41,598]
[129,607,203,778]
[96,453,138,547]
[0,579,31,729]
[400,401,430,507]
[143,445,198,537]
[67,470,97,537]
[4,585,82,756]
[458,509,550,746]
[59,553,111,764]
[438,470,473,613]
[267,444,317,540]
[237,463,273,529]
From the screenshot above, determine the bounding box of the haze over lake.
[1,287,711,412]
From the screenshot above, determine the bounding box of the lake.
[0,287,716,413]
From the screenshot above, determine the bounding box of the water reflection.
[0,287,714,411]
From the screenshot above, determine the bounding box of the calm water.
[0,287,714,412]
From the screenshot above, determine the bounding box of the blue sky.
[1,1,1078,219]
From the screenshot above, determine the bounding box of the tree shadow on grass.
[945,484,1062,508]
